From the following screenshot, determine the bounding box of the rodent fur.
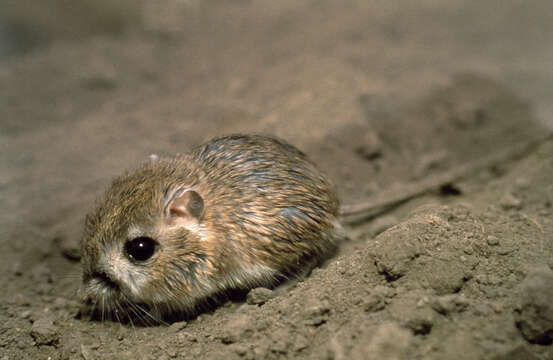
[80,134,347,321]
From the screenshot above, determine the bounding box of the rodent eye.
[125,237,158,262]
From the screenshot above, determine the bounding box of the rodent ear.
[166,189,204,222]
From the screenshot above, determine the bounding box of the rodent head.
[80,161,212,322]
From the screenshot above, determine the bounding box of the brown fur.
[80,134,347,321]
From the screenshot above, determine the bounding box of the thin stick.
[340,134,552,223]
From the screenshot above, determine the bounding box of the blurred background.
[1,0,552,120]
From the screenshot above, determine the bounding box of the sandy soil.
[1,1,552,359]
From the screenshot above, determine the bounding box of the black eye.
[125,237,157,262]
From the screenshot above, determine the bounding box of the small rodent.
[80,134,348,322]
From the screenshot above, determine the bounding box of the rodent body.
[80,134,347,321]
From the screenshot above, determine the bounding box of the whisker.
[101,296,106,323]
[89,297,99,321]
[126,310,137,338]
[116,300,138,338]
[134,302,168,326]
[126,301,150,326]
[113,303,122,324]
[118,293,144,325]
[120,293,157,326]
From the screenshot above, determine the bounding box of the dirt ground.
[1,1,552,359]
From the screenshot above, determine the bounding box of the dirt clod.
[405,309,435,335]
[303,299,331,326]
[363,285,394,312]
[246,288,275,306]
[350,322,412,360]
[499,193,523,210]
[30,316,59,346]
[169,321,188,332]
[490,345,541,360]
[515,267,553,345]
[430,294,470,315]
[219,314,254,344]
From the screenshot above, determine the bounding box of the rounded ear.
[165,189,204,222]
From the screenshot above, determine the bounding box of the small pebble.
[490,303,504,314]
[487,235,500,246]
[20,310,32,319]
[497,247,514,256]
[230,343,249,356]
[293,334,309,352]
[11,261,23,276]
[165,346,177,358]
[31,265,53,284]
[169,321,188,332]
[430,294,470,315]
[514,177,530,190]
[246,287,275,305]
[499,193,522,210]
[52,297,69,310]
[176,332,198,344]
[81,344,94,360]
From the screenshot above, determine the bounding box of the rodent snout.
[88,270,120,291]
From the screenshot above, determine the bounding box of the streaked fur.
[80,134,347,322]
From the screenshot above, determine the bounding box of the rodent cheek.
[101,259,150,300]
[122,266,154,300]
[80,237,100,265]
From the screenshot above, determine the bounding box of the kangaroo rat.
[80,134,347,321]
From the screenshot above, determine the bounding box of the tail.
[330,218,350,244]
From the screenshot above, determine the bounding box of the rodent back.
[190,135,340,272]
